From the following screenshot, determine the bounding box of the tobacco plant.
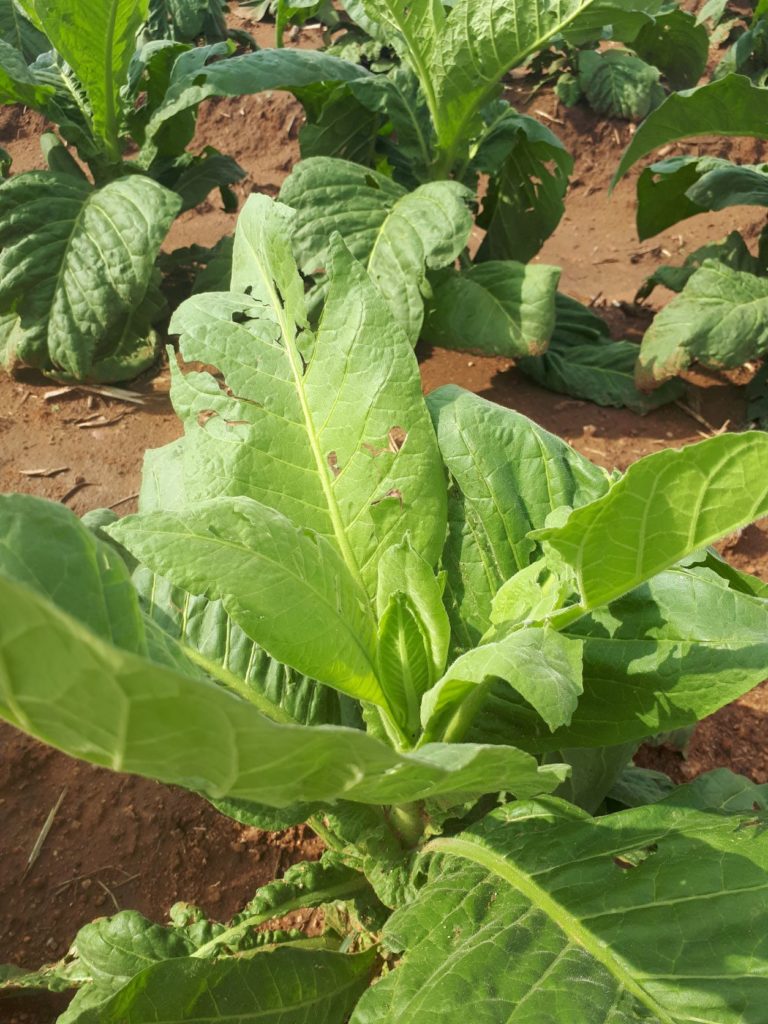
[271,0,701,412]
[3,196,768,1021]
[614,48,768,397]
[0,0,363,381]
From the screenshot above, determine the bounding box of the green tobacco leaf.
[636,230,761,299]
[142,48,370,159]
[20,0,150,160]
[350,66,434,186]
[635,155,713,238]
[537,430,768,613]
[0,172,180,382]
[161,195,446,593]
[110,497,385,707]
[0,36,53,106]
[615,74,768,183]
[134,566,352,729]
[280,157,472,344]
[420,626,583,742]
[0,495,146,653]
[76,950,375,1024]
[0,573,567,806]
[346,0,443,79]
[0,0,48,61]
[632,8,708,90]
[475,111,572,263]
[376,538,450,685]
[422,261,560,357]
[577,49,664,121]
[637,261,768,387]
[517,327,684,413]
[471,561,768,752]
[427,385,609,651]
[299,84,382,166]
[377,592,432,738]
[353,800,768,1023]
[431,0,620,162]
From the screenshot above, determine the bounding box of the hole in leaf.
[327,451,341,478]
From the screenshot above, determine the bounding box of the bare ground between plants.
[2,6,768,1021]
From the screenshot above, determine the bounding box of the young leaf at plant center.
[0,172,180,381]
[351,800,768,1023]
[636,260,768,387]
[421,261,560,358]
[110,496,387,707]
[535,430,768,613]
[279,157,473,344]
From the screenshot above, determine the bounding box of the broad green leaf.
[164,194,446,592]
[632,8,708,90]
[422,261,560,357]
[346,0,443,86]
[517,329,684,413]
[142,48,370,159]
[537,431,768,613]
[0,36,53,106]
[353,800,768,1023]
[431,0,655,165]
[427,385,609,651]
[280,158,473,344]
[0,172,180,381]
[471,563,768,752]
[0,495,145,653]
[134,566,354,728]
[109,496,386,707]
[0,573,567,806]
[551,741,639,813]
[667,767,768,814]
[636,156,768,239]
[475,111,572,263]
[635,155,713,238]
[636,261,768,387]
[577,49,664,122]
[299,84,382,167]
[20,0,150,160]
[76,950,375,1024]
[615,74,768,183]
[420,626,583,742]
[0,0,48,61]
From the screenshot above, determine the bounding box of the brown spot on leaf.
[372,488,403,508]
[197,410,218,428]
[388,426,407,453]
[327,452,341,478]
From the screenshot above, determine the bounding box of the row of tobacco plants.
[3,0,768,412]
[3,2,768,1023]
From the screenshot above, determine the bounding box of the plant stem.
[388,802,426,848]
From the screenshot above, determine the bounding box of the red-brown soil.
[2,5,768,1021]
